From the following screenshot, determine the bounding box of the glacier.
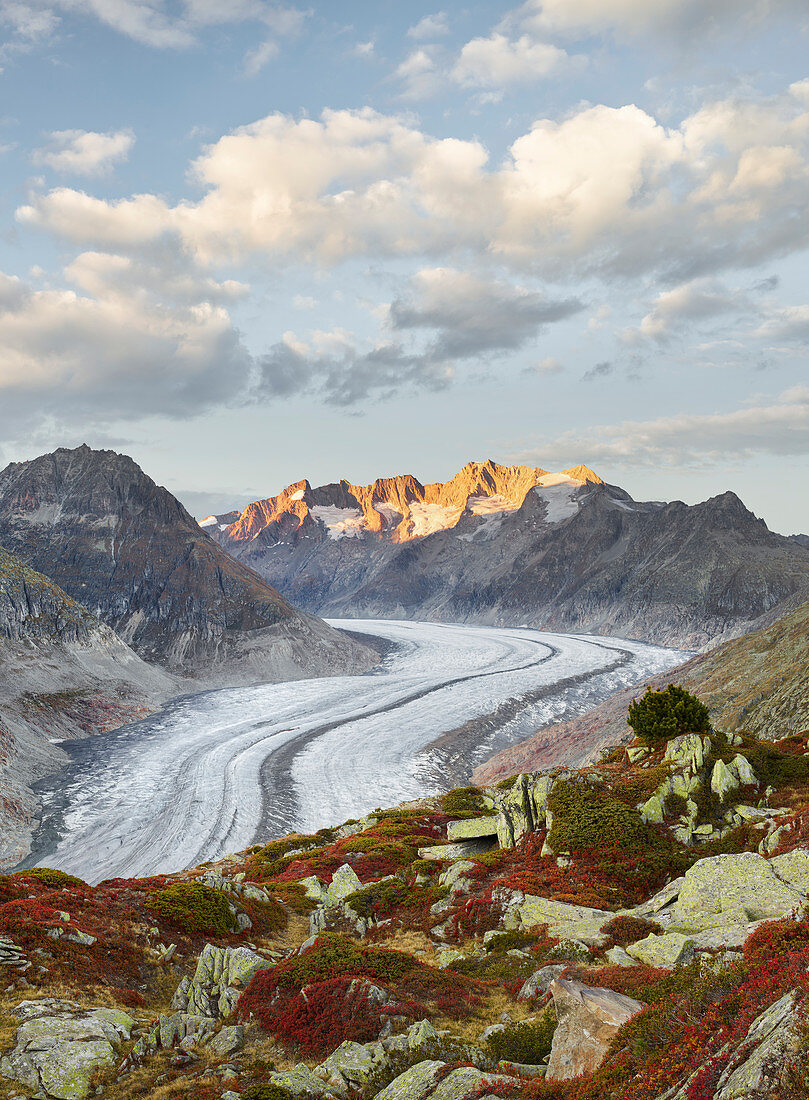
[26,619,689,884]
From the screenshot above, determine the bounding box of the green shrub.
[146,882,237,936]
[442,786,488,818]
[486,1013,557,1065]
[627,684,710,745]
[548,778,650,852]
[484,930,539,954]
[241,1086,294,1100]
[15,867,87,890]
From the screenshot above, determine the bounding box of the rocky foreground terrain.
[475,592,809,785]
[0,446,376,683]
[208,460,809,650]
[0,546,177,868]
[2,694,809,1100]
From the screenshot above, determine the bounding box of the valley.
[21,619,687,884]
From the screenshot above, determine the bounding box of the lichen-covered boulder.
[770,848,809,895]
[546,979,644,1081]
[626,932,694,969]
[517,963,568,1000]
[267,1064,339,1097]
[373,1060,446,1100]
[429,1067,519,1100]
[326,864,364,905]
[664,734,710,774]
[446,816,499,841]
[674,851,808,926]
[0,1000,134,1100]
[316,1039,388,1092]
[713,991,800,1099]
[508,895,612,946]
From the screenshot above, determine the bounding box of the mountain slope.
[474,592,809,783]
[0,544,177,867]
[210,459,809,649]
[0,446,376,682]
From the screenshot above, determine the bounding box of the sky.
[1,0,808,533]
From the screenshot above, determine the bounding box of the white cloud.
[755,304,809,342]
[0,0,307,51]
[408,12,449,39]
[0,265,253,434]
[243,38,279,75]
[394,47,446,99]
[16,83,809,283]
[514,386,809,469]
[518,0,806,41]
[33,128,135,176]
[625,278,746,342]
[452,32,571,88]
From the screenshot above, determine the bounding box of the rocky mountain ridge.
[0,445,376,684]
[207,459,809,650]
[0,544,177,867]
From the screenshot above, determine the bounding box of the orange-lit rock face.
[220,459,604,546]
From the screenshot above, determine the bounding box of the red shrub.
[244,975,391,1055]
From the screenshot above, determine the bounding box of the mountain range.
[206,459,809,649]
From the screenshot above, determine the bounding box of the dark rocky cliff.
[0,446,374,680]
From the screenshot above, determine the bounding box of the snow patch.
[536,472,580,488]
[407,502,462,538]
[534,482,581,523]
[311,505,368,539]
[289,489,306,501]
[457,514,505,542]
[199,516,217,528]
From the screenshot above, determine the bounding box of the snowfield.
[28,620,689,884]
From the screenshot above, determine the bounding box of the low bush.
[241,1087,295,1100]
[145,882,237,936]
[442,786,488,818]
[14,867,88,890]
[246,975,392,1056]
[600,915,663,947]
[486,1013,557,1065]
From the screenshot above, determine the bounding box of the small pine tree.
[627,683,710,746]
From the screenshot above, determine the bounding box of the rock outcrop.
[546,978,644,1080]
[208,458,809,650]
[0,445,377,683]
[0,544,177,868]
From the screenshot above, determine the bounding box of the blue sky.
[1,0,808,532]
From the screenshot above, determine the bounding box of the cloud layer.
[19,84,809,284]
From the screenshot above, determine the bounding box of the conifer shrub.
[485,1013,557,1065]
[145,882,237,936]
[627,684,710,745]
